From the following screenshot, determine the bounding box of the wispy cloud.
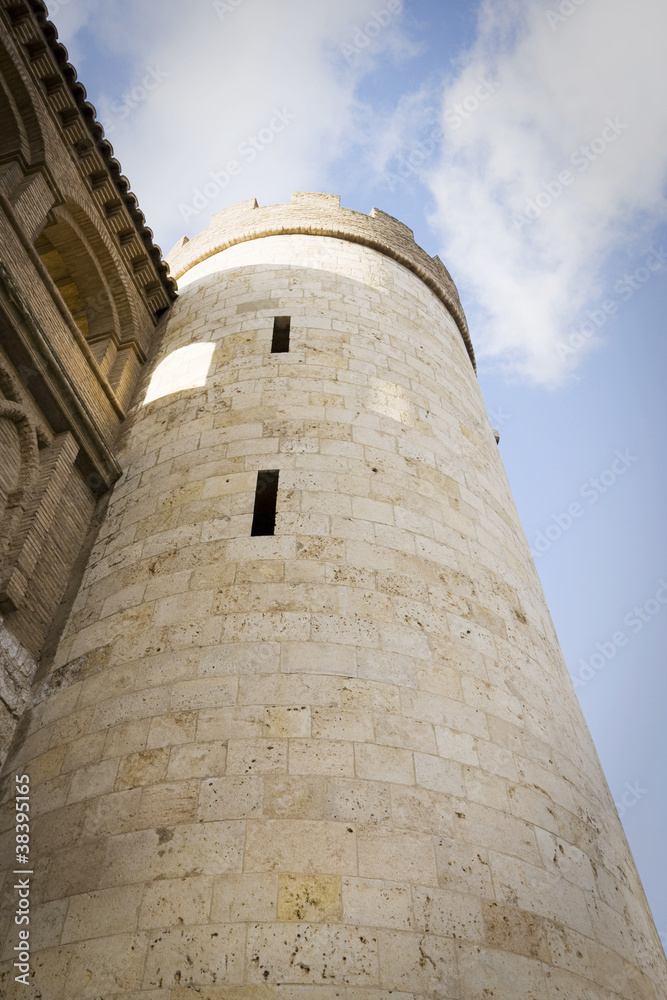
[46,0,100,62]
[426,0,667,383]
[58,0,413,251]
[51,0,666,384]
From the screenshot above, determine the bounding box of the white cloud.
[54,0,412,252]
[50,0,666,385]
[361,80,442,182]
[427,0,667,383]
[46,0,100,63]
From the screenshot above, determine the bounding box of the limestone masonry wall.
[1,193,665,998]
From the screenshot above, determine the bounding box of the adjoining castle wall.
[0,1,175,760]
[1,193,665,999]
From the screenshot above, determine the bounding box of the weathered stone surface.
[277,874,343,922]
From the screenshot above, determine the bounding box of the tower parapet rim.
[166,191,476,370]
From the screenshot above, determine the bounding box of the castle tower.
[1,191,666,1000]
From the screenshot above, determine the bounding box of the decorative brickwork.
[0,0,174,760]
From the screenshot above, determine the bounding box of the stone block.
[277,874,342,922]
[244,820,357,875]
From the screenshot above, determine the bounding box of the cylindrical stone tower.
[2,191,666,999]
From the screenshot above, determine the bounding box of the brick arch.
[34,199,144,400]
[0,39,45,168]
[0,77,24,163]
[61,197,140,345]
[0,366,39,565]
[34,203,120,346]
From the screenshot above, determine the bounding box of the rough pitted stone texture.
[1,198,666,999]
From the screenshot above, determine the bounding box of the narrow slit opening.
[271,316,291,353]
[251,469,279,536]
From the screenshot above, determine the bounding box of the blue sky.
[50,0,666,940]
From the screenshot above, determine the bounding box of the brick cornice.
[1,0,178,311]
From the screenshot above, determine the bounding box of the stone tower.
[1,187,666,999]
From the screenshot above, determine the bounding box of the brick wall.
[0,0,174,764]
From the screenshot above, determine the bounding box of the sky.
[48,0,666,941]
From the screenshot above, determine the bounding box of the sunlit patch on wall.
[143,342,215,404]
[367,380,421,428]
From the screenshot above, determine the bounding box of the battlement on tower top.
[166,191,475,370]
